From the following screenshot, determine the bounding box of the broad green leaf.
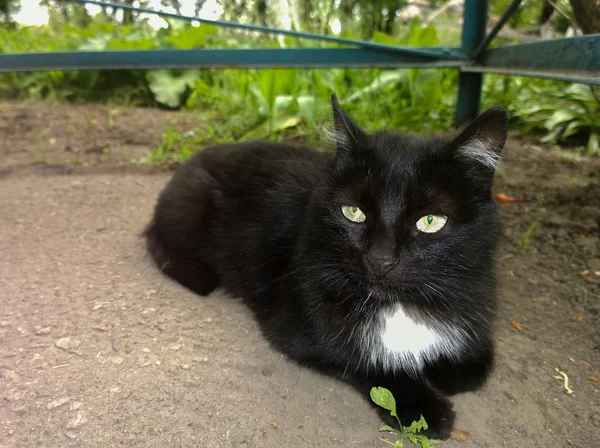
[148,70,200,108]
[395,439,403,448]
[540,122,567,143]
[370,387,397,417]
[543,110,575,130]
[297,95,316,126]
[274,95,294,113]
[561,120,584,139]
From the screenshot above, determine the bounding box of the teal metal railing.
[1,0,598,125]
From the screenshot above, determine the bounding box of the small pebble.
[47,397,71,410]
[5,389,24,401]
[109,356,124,365]
[69,401,83,411]
[55,337,79,350]
[4,370,20,383]
[66,412,88,429]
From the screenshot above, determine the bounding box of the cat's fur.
[144,95,507,438]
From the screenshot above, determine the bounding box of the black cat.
[144,95,507,439]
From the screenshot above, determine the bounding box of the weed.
[521,221,537,253]
[370,387,440,448]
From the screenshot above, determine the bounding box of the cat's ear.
[328,94,367,152]
[452,105,508,171]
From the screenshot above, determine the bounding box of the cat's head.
[304,94,507,314]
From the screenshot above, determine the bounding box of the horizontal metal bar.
[473,0,523,57]
[0,48,465,72]
[462,65,600,86]
[63,0,466,60]
[468,35,600,85]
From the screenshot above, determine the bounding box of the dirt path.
[1,103,599,447]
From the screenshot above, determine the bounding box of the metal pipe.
[454,0,490,126]
[62,0,466,60]
[474,0,524,58]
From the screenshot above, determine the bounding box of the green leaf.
[249,82,270,118]
[406,433,418,444]
[561,119,584,139]
[274,95,294,114]
[380,424,401,435]
[241,114,302,140]
[147,70,200,108]
[370,387,397,418]
[297,95,316,127]
[587,133,599,155]
[543,110,575,130]
[413,434,441,448]
[394,439,404,448]
[405,415,428,434]
[344,71,408,103]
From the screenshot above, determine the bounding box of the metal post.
[454,0,489,126]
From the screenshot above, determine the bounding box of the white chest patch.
[381,307,440,355]
[360,304,467,375]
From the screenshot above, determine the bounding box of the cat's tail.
[143,158,221,296]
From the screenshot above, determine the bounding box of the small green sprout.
[370,387,440,448]
[521,221,537,253]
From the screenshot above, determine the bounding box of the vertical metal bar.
[454,0,489,126]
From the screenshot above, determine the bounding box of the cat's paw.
[398,395,455,440]
[426,348,494,396]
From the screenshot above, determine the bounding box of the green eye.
[416,214,448,233]
[341,205,366,223]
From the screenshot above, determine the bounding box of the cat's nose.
[366,255,397,277]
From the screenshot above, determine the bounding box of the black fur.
[144,95,507,438]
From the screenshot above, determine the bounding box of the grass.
[1,15,598,162]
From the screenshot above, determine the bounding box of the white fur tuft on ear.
[322,125,350,150]
[457,138,502,170]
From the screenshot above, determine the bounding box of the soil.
[1,102,599,448]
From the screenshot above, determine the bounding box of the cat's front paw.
[401,398,455,440]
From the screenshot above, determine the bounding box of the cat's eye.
[416,214,448,233]
[341,205,366,223]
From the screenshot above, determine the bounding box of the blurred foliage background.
[1,0,599,162]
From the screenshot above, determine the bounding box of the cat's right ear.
[328,94,367,153]
[452,105,508,172]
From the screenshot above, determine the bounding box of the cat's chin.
[365,282,401,304]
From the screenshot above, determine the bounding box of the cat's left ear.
[452,105,508,171]
[329,94,367,153]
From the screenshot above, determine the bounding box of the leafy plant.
[2,13,598,159]
[370,387,440,448]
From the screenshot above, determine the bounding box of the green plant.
[521,221,537,253]
[2,13,598,159]
[370,387,440,448]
